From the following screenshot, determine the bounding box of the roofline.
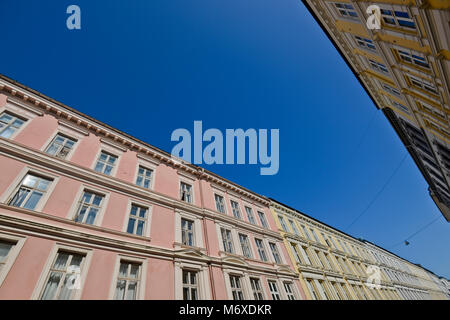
[300,0,379,111]
[269,197,365,243]
[0,73,268,204]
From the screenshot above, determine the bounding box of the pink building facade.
[0,75,304,300]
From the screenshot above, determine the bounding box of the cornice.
[0,138,279,238]
[0,76,270,207]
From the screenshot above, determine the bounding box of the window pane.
[136,220,145,236]
[23,191,43,210]
[40,272,62,300]
[0,242,13,263]
[126,282,137,300]
[53,253,70,270]
[127,218,136,234]
[85,208,98,225]
[9,188,29,207]
[115,280,126,300]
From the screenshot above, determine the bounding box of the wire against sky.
[388,215,442,250]
[345,152,409,232]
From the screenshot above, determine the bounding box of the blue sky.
[1,0,448,278]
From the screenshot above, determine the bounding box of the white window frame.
[230,199,242,220]
[223,271,250,300]
[175,261,211,300]
[0,110,28,140]
[109,255,147,300]
[135,165,155,190]
[122,200,152,238]
[257,211,269,229]
[278,215,289,232]
[179,180,194,204]
[288,219,299,235]
[254,238,268,262]
[174,210,204,249]
[214,193,226,214]
[408,75,438,95]
[332,2,359,20]
[67,184,110,227]
[368,59,389,74]
[249,277,265,300]
[220,227,235,254]
[396,49,430,69]
[379,6,416,30]
[268,242,283,264]
[32,244,93,300]
[354,35,376,52]
[238,233,253,259]
[92,149,120,176]
[1,167,59,213]
[283,281,297,300]
[244,206,256,225]
[267,279,281,300]
[43,133,78,160]
[0,232,26,287]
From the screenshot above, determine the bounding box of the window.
[310,228,320,243]
[397,50,429,68]
[380,9,415,29]
[316,280,330,300]
[0,112,25,139]
[214,194,226,213]
[182,270,198,300]
[229,275,244,300]
[45,134,76,159]
[94,152,117,176]
[369,59,389,74]
[181,218,195,246]
[290,243,303,264]
[0,241,14,273]
[255,239,267,262]
[288,220,299,235]
[245,206,256,224]
[322,233,331,247]
[334,3,358,19]
[301,225,311,240]
[389,98,409,113]
[40,251,85,300]
[73,191,104,225]
[354,36,376,51]
[238,234,252,259]
[221,228,234,254]
[381,83,401,96]
[284,282,296,300]
[114,261,141,300]
[136,166,153,189]
[409,75,438,95]
[250,278,264,300]
[329,236,338,250]
[8,174,52,211]
[230,200,241,219]
[269,242,282,264]
[126,204,148,236]
[306,279,319,300]
[278,216,288,232]
[268,281,281,300]
[257,211,269,228]
[180,182,193,203]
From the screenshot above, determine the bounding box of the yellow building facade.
[301,0,450,221]
[269,199,448,299]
